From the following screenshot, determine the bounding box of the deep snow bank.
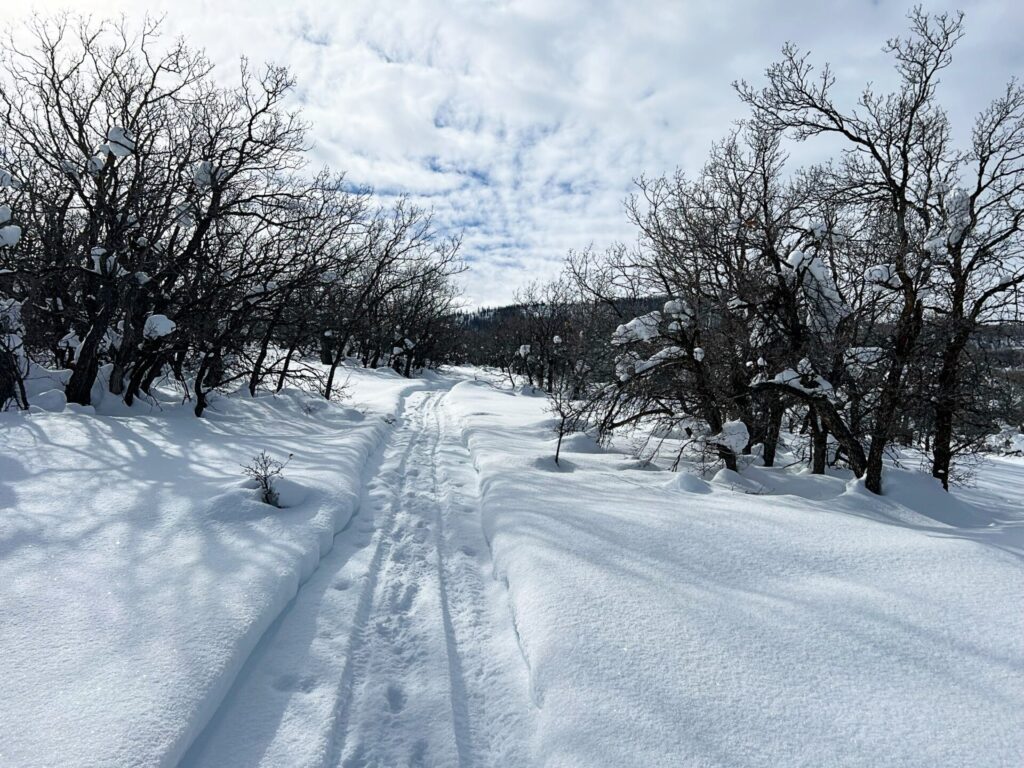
[447,379,1024,767]
[0,368,425,768]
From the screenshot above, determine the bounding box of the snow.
[923,233,947,255]
[612,311,663,345]
[448,377,1024,766]
[615,351,640,381]
[0,203,20,247]
[0,366,428,768]
[105,126,136,157]
[30,388,68,412]
[182,383,533,767]
[0,224,22,248]
[808,220,828,240]
[789,250,848,323]
[175,202,196,228]
[709,418,749,453]
[194,160,225,188]
[787,248,811,270]
[988,425,1024,455]
[143,314,176,339]
[87,247,128,276]
[0,168,20,188]
[773,366,833,395]
[662,298,691,320]
[3,365,1024,767]
[947,188,971,245]
[634,345,681,374]
[664,471,712,494]
[865,263,902,290]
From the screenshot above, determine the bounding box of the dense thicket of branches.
[0,16,462,416]
[460,9,1024,493]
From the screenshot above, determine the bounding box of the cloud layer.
[16,0,1024,305]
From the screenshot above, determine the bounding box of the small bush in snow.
[243,451,292,507]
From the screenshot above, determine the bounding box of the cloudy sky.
[15,0,1024,306]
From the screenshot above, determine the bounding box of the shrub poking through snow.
[243,451,293,507]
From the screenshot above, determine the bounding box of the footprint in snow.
[388,581,418,612]
[386,683,406,713]
[271,673,318,693]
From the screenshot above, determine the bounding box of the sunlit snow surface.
[1,365,1022,767]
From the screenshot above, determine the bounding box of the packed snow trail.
[182,386,534,768]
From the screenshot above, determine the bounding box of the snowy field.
[2,366,1023,767]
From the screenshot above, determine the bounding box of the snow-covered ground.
[182,388,533,767]
[2,366,1023,767]
[0,365,429,767]
[448,374,1024,767]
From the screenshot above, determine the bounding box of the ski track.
[183,384,533,768]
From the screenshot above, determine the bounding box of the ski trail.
[332,389,465,767]
[427,389,535,765]
[181,383,533,768]
[180,386,428,768]
[333,386,534,767]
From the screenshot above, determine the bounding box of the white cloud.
[13,0,1024,306]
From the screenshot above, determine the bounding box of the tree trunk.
[108,316,142,398]
[123,355,152,407]
[810,409,827,475]
[752,383,867,478]
[248,338,271,397]
[194,354,210,417]
[931,411,954,491]
[65,342,102,405]
[276,344,297,392]
[719,447,739,472]
[65,312,112,405]
[108,359,127,396]
[325,345,347,400]
[930,333,970,490]
[141,356,164,395]
[0,347,28,409]
[762,401,784,468]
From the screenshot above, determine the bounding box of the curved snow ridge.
[446,379,1024,768]
[445,382,547,711]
